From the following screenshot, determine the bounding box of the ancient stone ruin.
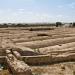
[0,27,75,75]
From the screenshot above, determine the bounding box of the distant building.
[63,23,72,27]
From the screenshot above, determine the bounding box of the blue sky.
[0,0,75,23]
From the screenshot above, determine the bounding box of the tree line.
[0,22,74,28]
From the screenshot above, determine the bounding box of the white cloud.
[57,5,64,8]
[0,9,52,23]
[68,2,75,8]
[0,8,74,23]
[56,15,63,18]
[17,0,35,3]
[58,2,75,9]
[18,9,25,11]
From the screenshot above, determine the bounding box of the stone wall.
[16,36,75,49]
[22,50,75,65]
[22,55,52,65]
[39,42,75,54]
[6,50,32,75]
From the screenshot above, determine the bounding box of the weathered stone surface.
[6,55,32,75]
[6,50,32,75]
[52,53,75,63]
[13,51,22,60]
[22,55,52,65]
[6,50,11,54]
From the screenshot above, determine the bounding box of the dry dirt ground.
[31,62,75,75]
[0,27,75,75]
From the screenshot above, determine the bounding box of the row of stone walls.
[16,36,75,49]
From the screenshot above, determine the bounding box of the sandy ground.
[0,27,75,75]
[31,62,75,75]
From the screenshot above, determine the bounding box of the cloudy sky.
[0,0,75,23]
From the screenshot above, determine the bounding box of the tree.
[72,22,75,27]
[56,22,62,27]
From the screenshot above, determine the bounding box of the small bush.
[72,22,75,27]
[56,22,62,27]
[37,33,48,36]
